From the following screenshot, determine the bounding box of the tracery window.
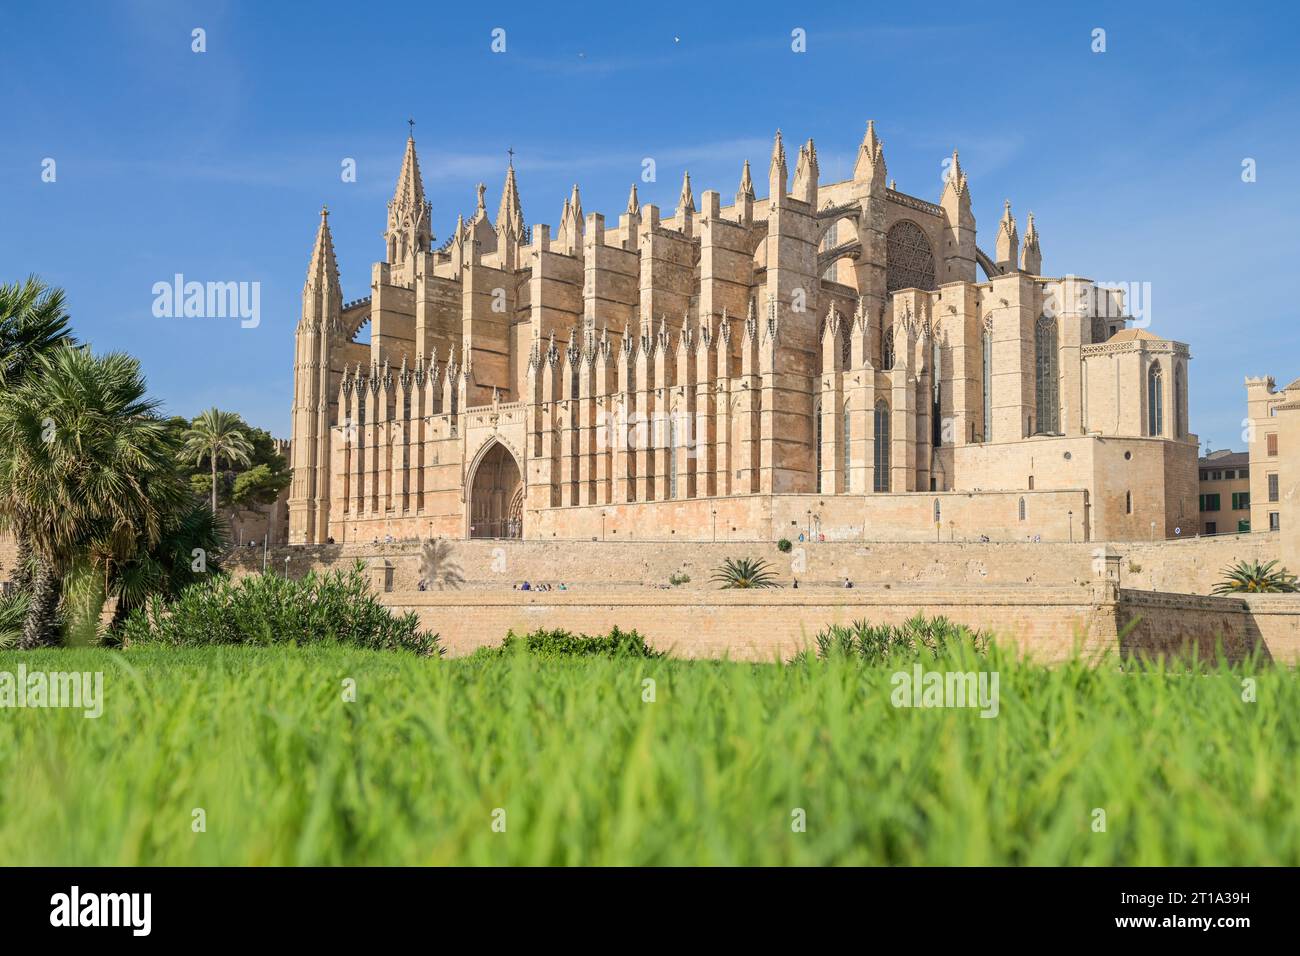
[882,327,895,370]
[843,403,852,492]
[886,220,936,293]
[1174,363,1186,438]
[982,329,993,442]
[1148,362,1164,436]
[1034,315,1059,434]
[873,400,891,492]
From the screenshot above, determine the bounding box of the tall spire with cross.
[386,125,433,281]
[496,149,526,241]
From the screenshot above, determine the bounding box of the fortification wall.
[224,531,1281,597]
[386,586,1115,662]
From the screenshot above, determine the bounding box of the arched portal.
[468,441,523,539]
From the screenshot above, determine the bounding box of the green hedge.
[121,561,440,656]
[476,626,663,659]
[801,613,992,664]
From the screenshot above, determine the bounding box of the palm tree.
[0,346,182,647]
[0,277,74,590]
[710,556,780,589]
[1212,559,1299,594]
[107,499,227,636]
[179,408,254,515]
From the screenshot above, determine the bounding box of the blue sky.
[2,0,1297,452]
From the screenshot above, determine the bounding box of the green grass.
[0,643,1297,865]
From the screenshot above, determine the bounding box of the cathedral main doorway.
[468,442,524,539]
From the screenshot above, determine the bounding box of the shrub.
[776,538,793,553]
[1213,559,1299,594]
[668,572,690,586]
[478,626,663,659]
[0,590,28,650]
[120,561,441,655]
[802,613,993,664]
[711,557,779,589]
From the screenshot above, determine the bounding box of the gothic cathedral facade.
[288,122,1197,545]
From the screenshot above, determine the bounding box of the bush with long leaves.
[710,556,780,589]
[120,561,441,656]
[1212,559,1299,595]
[797,613,994,664]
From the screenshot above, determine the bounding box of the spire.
[305,206,341,297]
[738,160,755,201]
[474,182,487,220]
[941,149,969,204]
[1021,212,1042,275]
[853,119,887,183]
[770,129,787,171]
[792,138,818,203]
[386,133,433,270]
[769,129,787,200]
[995,199,1018,269]
[569,183,583,225]
[677,170,695,215]
[496,161,526,240]
[390,133,428,222]
[626,183,640,215]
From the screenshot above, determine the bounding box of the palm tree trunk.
[211,455,218,516]
[11,529,32,593]
[20,555,61,649]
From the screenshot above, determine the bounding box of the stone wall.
[1115,590,1255,662]
[387,586,1115,662]
[1240,594,1300,664]
[224,530,1281,597]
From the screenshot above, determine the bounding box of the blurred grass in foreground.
[0,643,1295,865]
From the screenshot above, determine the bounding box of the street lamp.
[283,555,291,579]
[1068,510,1074,543]
[711,509,717,543]
[600,511,606,541]
[806,509,812,541]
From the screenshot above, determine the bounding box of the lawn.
[0,644,1297,865]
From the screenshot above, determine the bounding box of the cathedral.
[288,121,1198,545]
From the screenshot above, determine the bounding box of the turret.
[939,149,976,283]
[289,207,343,545]
[768,130,787,204]
[1020,212,1042,275]
[995,200,1018,272]
[385,133,433,285]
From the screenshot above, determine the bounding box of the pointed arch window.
[668,412,678,499]
[1018,497,1026,521]
[1147,361,1164,436]
[980,328,994,442]
[815,399,823,494]
[843,402,852,492]
[873,400,891,492]
[1034,315,1059,434]
[882,327,896,370]
[1173,363,1186,438]
[931,338,943,446]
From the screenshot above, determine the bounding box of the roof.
[1198,450,1249,467]
[1108,328,1162,342]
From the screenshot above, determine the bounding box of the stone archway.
[468,441,523,539]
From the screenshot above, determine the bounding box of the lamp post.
[806,509,812,541]
[600,511,606,541]
[283,555,291,579]
[1068,510,1074,543]
[711,509,717,543]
